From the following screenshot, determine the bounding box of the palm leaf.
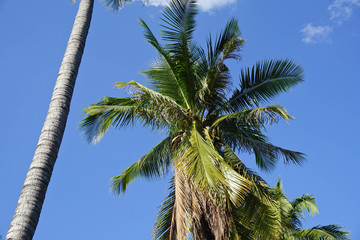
[176,121,227,194]
[197,18,244,116]
[111,135,173,195]
[293,224,350,240]
[217,120,305,170]
[140,18,193,109]
[153,178,176,240]
[102,0,132,12]
[212,105,293,128]
[80,97,137,143]
[229,59,304,110]
[115,80,187,128]
[161,0,199,110]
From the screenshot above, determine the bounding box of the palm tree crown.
[80,0,306,239]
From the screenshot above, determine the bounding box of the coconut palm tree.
[6,1,133,239]
[80,0,305,239]
[227,178,350,240]
[273,179,349,240]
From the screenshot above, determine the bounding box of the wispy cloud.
[328,0,360,25]
[146,0,236,12]
[301,24,333,44]
[301,0,359,44]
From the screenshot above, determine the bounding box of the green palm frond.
[176,121,227,194]
[212,105,293,129]
[153,178,176,240]
[293,224,350,240]
[222,145,269,194]
[218,121,305,170]
[230,217,253,240]
[229,59,304,110]
[115,80,183,110]
[161,0,197,49]
[102,0,132,12]
[139,18,193,109]
[207,18,244,62]
[222,145,284,238]
[291,194,318,218]
[271,179,350,240]
[161,0,199,109]
[197,18,244,116]
[80,97,137,143]
[111,136,173,195]
[115,80,187,128]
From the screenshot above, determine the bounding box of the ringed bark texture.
[6,0,94,239]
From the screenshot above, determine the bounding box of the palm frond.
[80,97,137,143]
[102,0,132,12]
[197,18,244,116]
[115,80,187,122]
[111,136,173,195]
[140,18,193,109]
[153,178,176,240]
[293,224,350,240]
[223,146,285,238]
[161,0,197,49]
[171,169,192,239]
[218,121,305,171]
[229,59,304,110]
[212,105,293,128]
[161,0,199,110]
[176,121,228,194]
[222,145,268,192]
[291,194,319,218]
[209,18,244,62]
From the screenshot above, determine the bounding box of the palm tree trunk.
[6,0,94,239]
[172,169,232,240]
[191,187,232,240]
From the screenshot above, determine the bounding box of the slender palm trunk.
[6,0,94,239]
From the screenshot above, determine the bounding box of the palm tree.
[80,0,305,239]
[274,178,349,240]
[6,1,133,239]
[229,178,350,240]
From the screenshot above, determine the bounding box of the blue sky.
[1,0,359,239]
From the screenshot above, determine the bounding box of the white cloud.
[145,0,237,12]
[301,0,359,44]
[328,0,360,25]
[301,24,333,44]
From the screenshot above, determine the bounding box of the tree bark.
[191,187,232,240]
[6,0,94,239]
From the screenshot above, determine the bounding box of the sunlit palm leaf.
[80,97,137,143]
[212,105,293,128]
[115,80,188,129]
[222,145,284,238]
[176,122,227,194]
[111,136,173,195]
[293,224,350,240]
